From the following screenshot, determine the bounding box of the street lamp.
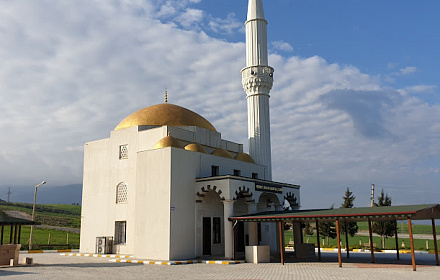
[29,181,46,250]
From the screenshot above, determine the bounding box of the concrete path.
[1,251,439,280]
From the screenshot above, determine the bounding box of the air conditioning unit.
[96,236,113,254]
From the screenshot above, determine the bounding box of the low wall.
[0,244,21,265]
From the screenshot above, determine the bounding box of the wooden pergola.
[230,204,440,271]
[0,210,39,245]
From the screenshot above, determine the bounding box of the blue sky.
[182,0,440,97]
[0,0,439,209]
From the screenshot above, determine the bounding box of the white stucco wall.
[169,148,200,260]
[134,148,172,260]
[80,138,112,253]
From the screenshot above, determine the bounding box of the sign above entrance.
[255,184,282,194]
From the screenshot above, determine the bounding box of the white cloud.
[271,40,294,52]
[404,84,437,94]
[208,13,243,35]
[175,8,204,29]
[387,62,396,70]
[399,66,418,75]
[0,0,439,208]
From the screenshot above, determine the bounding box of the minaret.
[242,0,274,180]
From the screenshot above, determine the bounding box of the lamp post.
[29,181,46,250]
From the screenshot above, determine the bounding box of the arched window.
[116,182,128,204]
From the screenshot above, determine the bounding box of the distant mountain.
[0,184,82,205]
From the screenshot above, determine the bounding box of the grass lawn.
[0,202,81,228]
[284,230,438,251]
[1,225,79,250]
[357,221,440,235]
[1,202,81,249]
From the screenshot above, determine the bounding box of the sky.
[0,0,439,209]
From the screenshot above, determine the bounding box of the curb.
[24,249,79,254]
[200,260,244,265]
[109,259,245,265]
[110,259,200,265]
[60,253,134,258]
[61,253,245,265]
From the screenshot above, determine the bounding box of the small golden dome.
[184,143,207,153]
[211,148,233,159]
[115,103,217,132]
[154,135,183,149]
[234,153,255,164]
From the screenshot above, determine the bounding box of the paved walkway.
[0,251,439,280]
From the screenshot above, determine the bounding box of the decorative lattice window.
[116,182,128,204]
[119,145,128,159]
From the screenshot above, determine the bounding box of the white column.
[194,202,203,257]
[242,0,274,180]
[247,94,272,179]
[223,200,235,259]
[247,202,259,245]
[293,222,303,255]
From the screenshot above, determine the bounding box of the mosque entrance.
[236,222,245,253]
[202,217,211,255]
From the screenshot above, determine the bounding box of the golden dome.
[154,135,183,149]
[184,143,207,153]
[211,148,233,159]
[115,103,217,132]
[234,153,255,163]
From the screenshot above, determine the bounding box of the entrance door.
[237,222,245,252]
[203,217,211,255]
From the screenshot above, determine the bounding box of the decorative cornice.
[241,65,274,95]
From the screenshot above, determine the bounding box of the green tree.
[372,190,396,248]
[318,221,336,246]
[340,188,359,237]
[319,204,336,246]
[339,188,358,256]
[303,223,314,244]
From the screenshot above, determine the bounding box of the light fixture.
[29,181,46,250]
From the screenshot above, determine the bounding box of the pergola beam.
[368,218,374,263]
[344,221,349,259]
[432,218,439,266]
[13,224,18,244]
[408,217,416,271]
[336,219,342,268]
[9,225,13,244]
[394,220,399,260]
[278,221,285,265]
[18,225,22,245]
[315,219,321,262]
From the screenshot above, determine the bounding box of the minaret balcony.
[241,65,274,95]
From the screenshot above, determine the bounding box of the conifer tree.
[319,204,336,246]
[372,190,396,248]
[340,188,359,237]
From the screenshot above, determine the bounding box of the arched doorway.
[257,192,281,253]
[233,188,255,253]
[199,190,224,256]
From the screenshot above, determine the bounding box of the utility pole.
[371,184,375,207]
[29,181,46,250]
[7,187,12,203]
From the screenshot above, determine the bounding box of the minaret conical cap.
[247,0,265,20]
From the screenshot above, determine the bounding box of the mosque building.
[80,0,300,261]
